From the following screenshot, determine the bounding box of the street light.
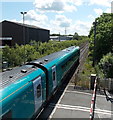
[20,12,27,64]
[93,19,98,67]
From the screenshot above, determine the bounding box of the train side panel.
[44,47,80,98]
[1,46,80,119]
[56,48,80,86]
[1,70,47,119]
[44,59,59,97]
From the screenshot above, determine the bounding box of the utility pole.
[20,12,27,64]
[93,19,98,67]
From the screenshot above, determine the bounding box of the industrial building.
[0,20,50,46]
[50,35,73,41]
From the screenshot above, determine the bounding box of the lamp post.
[93,19,98,67]
[20,12,27,64]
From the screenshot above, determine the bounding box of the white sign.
[0,37,12,40]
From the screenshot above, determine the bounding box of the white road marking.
[50,103,90,111]
[49,103,90,113]
[49,83,69,119]
[95,104,111,120]
[66,89,105,98]
[49,103,112,116]
[49,84,106,119]
[95,105,102,120]
[66,90,92,96]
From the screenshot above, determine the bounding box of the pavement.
[37,43,113,119]
[38,82,113,119]
[95,90,113,119]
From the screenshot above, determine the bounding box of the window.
[2,110,12,120]
[53,71,56,81]
[37,84,41,98]
[61,62,67,70]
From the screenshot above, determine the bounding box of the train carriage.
[0,46,80,119]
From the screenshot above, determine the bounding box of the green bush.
[2,39,87,68]
[89,13,113,62]
[98,52,113,78]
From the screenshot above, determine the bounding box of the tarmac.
[38,43,113,120]
[38,82,113,119]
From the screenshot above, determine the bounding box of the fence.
[99,78,113,92]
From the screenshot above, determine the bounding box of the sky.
[0,0,113,36]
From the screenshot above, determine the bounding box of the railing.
[99,78,113,92]
[100,78,113,103]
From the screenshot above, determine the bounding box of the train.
[0,46,80,119]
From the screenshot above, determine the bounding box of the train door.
[33,76,42,113]
[52,65,57,89]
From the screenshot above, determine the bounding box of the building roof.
[50,36,59,39]
[1,20,49,31]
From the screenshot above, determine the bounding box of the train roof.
[1,65,39,89]
[1,46,79,89]
[32,46,79,65]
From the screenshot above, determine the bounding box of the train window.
[53,71,55,81]
[62,64,65,69]
[2,110,12,120]
[37,84,41,98]
[62,62,67,69]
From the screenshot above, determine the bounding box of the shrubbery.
[89,13,113,78]
[89,13,113,62]
[99,53,113,78]
[1,40,87,68]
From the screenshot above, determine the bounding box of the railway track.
[37,42,89,119]
[70,41,89,84]
[38,42,113,119]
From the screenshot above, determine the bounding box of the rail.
[72,42,89,87]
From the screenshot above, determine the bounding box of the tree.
[50,33,60,36]
[73,32,79,40]
[89,13,113,63]
[99,53,113,78]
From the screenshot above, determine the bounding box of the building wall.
[1,21,23,46]
[27,28,49,43]
[0,21,50,46]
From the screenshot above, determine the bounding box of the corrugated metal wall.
[0,21,50,46]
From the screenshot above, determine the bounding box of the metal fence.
[99,78,113,92]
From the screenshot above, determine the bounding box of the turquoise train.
[0,46,80,119]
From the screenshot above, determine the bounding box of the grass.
[75,58,96,89]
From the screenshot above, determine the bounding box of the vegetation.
[76,58,96,88]
[73,32,88,40]
[98,53,113,78]
[50,33,60,36]
[73,32,79,40]
[75,13,113,88]
[1,39,87,68]
[89,13,113,79]
[89,13,113,63]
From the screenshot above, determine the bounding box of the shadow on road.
[37,63,78,119]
